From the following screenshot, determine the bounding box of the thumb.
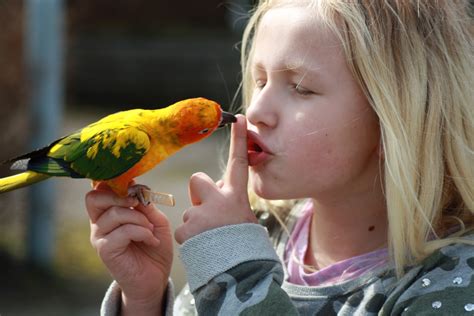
[224,114,249,192]
[188,172,218,206]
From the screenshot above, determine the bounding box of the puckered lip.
[247,130,272,155]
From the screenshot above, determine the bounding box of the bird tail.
[0,171,51,193]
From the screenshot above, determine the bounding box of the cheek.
[281,126,360,184]
[284,124,329,167]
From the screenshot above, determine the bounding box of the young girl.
[86,1,474,315]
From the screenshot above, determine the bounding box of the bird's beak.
[218,111,237,128]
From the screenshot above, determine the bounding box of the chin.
[252,187,275,200]
[250,177,289,200]
[250,173,314,201]
[250,175,272,199]
[252,187,303,201]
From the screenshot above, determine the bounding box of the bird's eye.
[198,128,210,134]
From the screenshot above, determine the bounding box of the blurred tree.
[0,0,29,261]
[0,0,27,167]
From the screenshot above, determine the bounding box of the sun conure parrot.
[0,97,236,204]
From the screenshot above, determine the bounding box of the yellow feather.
[49,143,64,154]
[86,143,100,159]
[0,171,51,193]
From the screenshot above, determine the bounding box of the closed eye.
[199,128,210,134]
[292,84,315,96]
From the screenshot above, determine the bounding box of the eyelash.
[291,84,314,96]
[255,80,314,96]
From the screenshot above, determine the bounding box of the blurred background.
[0,0,251,314]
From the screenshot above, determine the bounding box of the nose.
[246,86,278,128]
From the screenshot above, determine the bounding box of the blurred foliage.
[0,249,108,315]
[55,221,110,280]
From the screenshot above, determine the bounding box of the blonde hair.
[241,0,474,276]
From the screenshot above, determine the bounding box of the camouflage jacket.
[102,204,474,315]
[175,223,474,315]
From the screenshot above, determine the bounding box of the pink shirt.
[284,201,388,286]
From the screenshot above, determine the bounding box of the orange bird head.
[169,97,237,145]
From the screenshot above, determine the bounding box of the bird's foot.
[128,184,152,206]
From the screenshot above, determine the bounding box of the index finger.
[224,114,249,190]
[85,188,138,223]
[134,202,171,230]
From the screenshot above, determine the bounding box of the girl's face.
[247,6,381,201]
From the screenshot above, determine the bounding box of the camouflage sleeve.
[179,223,299,315]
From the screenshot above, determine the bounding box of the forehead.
[252,6,342,71]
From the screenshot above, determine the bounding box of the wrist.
[120,288,165,316]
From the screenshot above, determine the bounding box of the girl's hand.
[85,183,173,315]
[175,114,257,244]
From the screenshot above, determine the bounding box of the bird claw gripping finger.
[128,184,175,207]
[141,189,176,207]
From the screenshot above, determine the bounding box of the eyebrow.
[252,61,322,79]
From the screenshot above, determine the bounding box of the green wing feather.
[27,125,150,180]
